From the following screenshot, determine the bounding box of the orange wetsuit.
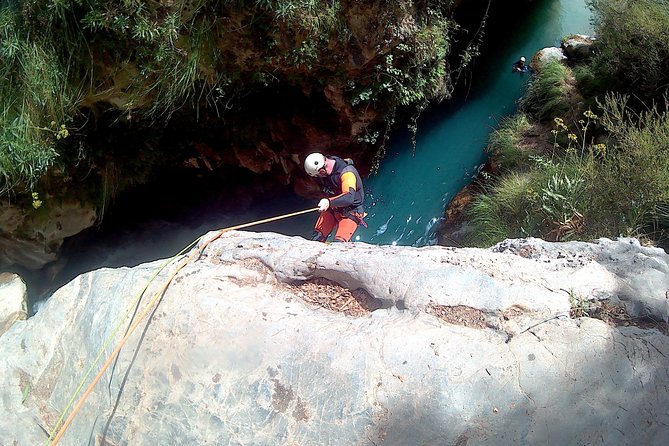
[313,156,366,242]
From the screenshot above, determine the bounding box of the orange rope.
[48,207,318,445]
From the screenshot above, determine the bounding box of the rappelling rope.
[47,207,318,446]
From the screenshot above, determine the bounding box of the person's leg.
[313,210,336,242]
[333,217,358,242]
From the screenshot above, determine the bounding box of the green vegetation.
[485,114,533,170]
[467,133,591,245]
[351,17,455,108]
[466,0,669,249]
[0,0,465,205]
[591,94,669,240]
[588,0,669,102]
[519,61,572,122]
[21,382,30,403]
[568,290,592,318]
[0,4,79,197]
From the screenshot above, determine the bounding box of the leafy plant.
[588,93,669,242]
[465,0,669,249]
[466,110,598,246]
[569,290,591,318]
[0,0,471,206]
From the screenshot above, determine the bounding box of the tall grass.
[0,4,79,196]
[486,114,533,170]
[467,92,669,248]
[466,172,537,247]
[466,153,590,247]
[520,60,572,122]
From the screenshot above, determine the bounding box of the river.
[31,0,594,310]
[357,0,594,246]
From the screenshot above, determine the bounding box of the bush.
[467,93,669,248]
[465,1,669,248]
[572,64,606,109]
[1,0,466,200]
[588,93,669,242]
[588,0,669,102]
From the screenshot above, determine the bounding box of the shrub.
[467,93,669,248]
[1,0,466,200]
[466,154,589,247]
[466,110,601,247]
[589,93,669,242]
[588,0,669,102]
[572,64,606,109]
[467,1,669,248]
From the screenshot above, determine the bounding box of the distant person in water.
[303,152,367,242]
[512,56,529,73]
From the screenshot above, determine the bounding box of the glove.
[318,198,330,212]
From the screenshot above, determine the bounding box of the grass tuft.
[520,61,572,122]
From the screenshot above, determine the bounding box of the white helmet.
[520,56,526,62]
[304,152,326,177]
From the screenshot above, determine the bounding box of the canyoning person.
[511,56,528,73]
[303,152,366,242]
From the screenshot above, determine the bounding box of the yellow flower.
[31,192,42,209]
[594,143,607,156]
[583,109,597,120]
[553,117,567,130]
[56,126,69,140]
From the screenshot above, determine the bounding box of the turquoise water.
[353,0,594,246]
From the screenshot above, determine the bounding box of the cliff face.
[1,232,667,444]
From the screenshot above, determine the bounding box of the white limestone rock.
[561,34,596,61]
[0,272,28,336]
[0,232,667,445]
[531,47,567,72]
[0,200,97,270]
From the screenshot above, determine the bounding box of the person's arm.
[328,171,358,208]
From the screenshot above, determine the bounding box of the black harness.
[318,156,367,227]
